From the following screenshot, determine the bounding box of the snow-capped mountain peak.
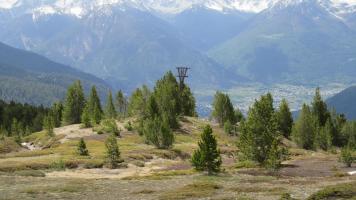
[1,0,356,17]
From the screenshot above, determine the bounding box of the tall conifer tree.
[311,88,330,126]
[292,104,317,150]
[154,71,180,128]
[116,90,127,118]
[276,99,293,138]
[105,91,117,119]
[238,93,279,164]
[211,91,236,127]
[88,86,103,124]
[63,80,85,124]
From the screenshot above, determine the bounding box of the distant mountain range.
[209,0,356,83]
[1,0,356,109]
[0,41,110,106]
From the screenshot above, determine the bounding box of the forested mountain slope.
[0,42,110,106]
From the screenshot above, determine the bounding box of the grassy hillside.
[0,117,355,200]
[0,42,110,106]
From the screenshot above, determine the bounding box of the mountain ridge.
[0,41,110,106]
[2,0,356,16]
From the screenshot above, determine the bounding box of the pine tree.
[276,99,293,138]
[316,119,333,151]
[77,138,89,156]
[105,134,120,169]
[100,119,120,137]
[143,116,174,149]
[51,102,63,127]
[238,93,279,164]
[265,138,288,171]
[153,71,180,128]
[81,103,92,128]
[179,84,197,117]
[311,88,330,127]
[63,80,85,124]
[88,86,103,124]
[116,90,127,118]
[340,146,354,167]
[105,90,117,119]
[145,95,160,119]
[341,122,356,150]
[224,120,233,135]
[330,109,347,147]
[191,125,221,175]
[128,87,148,117]
[43,113,55,137]
[211,91,236,127]
[234,108,245,123]
[11,118,22,144]
[292,104,316,150]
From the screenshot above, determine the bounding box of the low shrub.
[125,121,133,131]
[339,147,354,167]
[50,160,66,171]
[307,182,356,200]
[94,119,120,136]
[83,160,104,169]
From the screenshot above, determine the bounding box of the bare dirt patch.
[54,125,95,143]
[280,153,356,177]
[46,157,180,179]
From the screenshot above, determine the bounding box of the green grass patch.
[6,149,54,158]
[230,186,286,194]
[307,181,356,200]
[23,184,83,194]
[159,181,222,200]
[24,131,64,148]
[0,169,45,177]
[235,160,259,169]
[13,170,46,177]
[122,169,195,180]
[244,175,277,183]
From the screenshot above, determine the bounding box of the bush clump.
[95,119,120,136]
[307,182,356,200]
[340,147,354,167]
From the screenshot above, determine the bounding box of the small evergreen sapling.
[191,125,222,175]
[105,134,121,169]
[43,114,55,137]
[340,146,354,167]
[77,138,89,156]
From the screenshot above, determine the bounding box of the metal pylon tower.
[177,67,189,90]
